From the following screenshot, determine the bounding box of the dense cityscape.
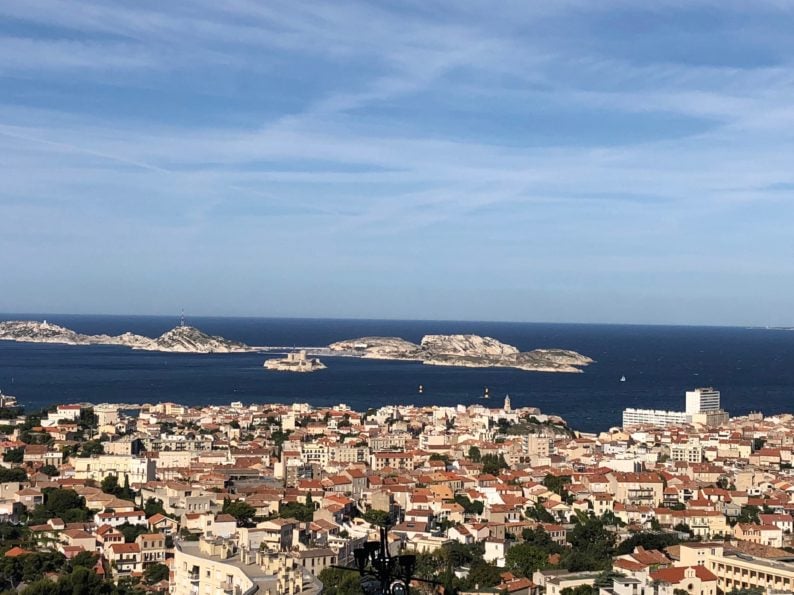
[0,388,790,594]
[4,2,794,595]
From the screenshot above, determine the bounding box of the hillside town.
[0,391,792,595]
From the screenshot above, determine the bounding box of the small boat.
[481,387,490,399]
[620,375,626,382]
[418,384,424,394]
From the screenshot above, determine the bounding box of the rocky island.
[329,333,592,372]
[264,350,326,372]
[0,320,252,354]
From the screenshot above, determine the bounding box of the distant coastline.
[0,319,592,373]
[2,315,794,433]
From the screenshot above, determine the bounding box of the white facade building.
[73,455,156,485]
[622,408,690,428]
[686,387,721,414]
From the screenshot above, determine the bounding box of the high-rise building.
[623,387,728,429]
[685,387,720,414]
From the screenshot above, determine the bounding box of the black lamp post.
[339,523,419,595]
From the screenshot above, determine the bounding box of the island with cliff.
[0,321,592,372]
[328,333,593,372]
[0,320,252,354]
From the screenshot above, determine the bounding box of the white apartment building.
[686,388,721,414]
[670,439,704,463]
[623,408,690,428]
[73,455,156,484]
[173,537,318,595]
[679,543,794,594]
[301,443,329,467]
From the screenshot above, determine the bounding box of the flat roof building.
[686,387,721,414]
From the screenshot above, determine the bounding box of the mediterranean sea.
[1,314,793,433]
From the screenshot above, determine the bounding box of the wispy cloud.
[2,1,794,322]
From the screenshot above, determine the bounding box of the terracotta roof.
[109,543,141,554]
[650,566,717,584]
[3,546,33,558]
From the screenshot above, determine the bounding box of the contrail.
[0,124,171,174]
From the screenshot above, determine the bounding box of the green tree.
[101,475,120,495]
[445,542,484,567]
[505,543,550,577]
[20,579,58,595]
[736,505,760,525]
[563,517,615,571]
[543,474,572,498]
[271,430,291,447]
[278,501,312,523]
[467,445,481,462]
[29,488,87,524]
[481,453,508,475]
[462,559,503,590]
[224,500,257,526]
[0,407,23,420]
[0,521,26,541]
[78,408,97,430]
[454,494,484,516]
[522,526,562,554]
[561,586,596,595]
[616,532,680,555]
[19,551,67,583]
[317,567,363,595]
[362,509,391,527]
[119,522,148,543]
[78,440,104,457]
[100,474,135,501]
[2,449,23,463]
[0,468,26,483]
[600,510,625,528]
[39,465,59,477]
[144,562,170,585]
[144,498,167,517]
[526,501,556,523]
[70,551,98,569]
[650,518,662,531]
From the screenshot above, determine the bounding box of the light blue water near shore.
[0,314,792,433]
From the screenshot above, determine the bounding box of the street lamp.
[336,523,425,595]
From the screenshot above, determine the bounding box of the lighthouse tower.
[504,394,511,412]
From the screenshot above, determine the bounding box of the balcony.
[188,571,200,583]
[221,579,234,593]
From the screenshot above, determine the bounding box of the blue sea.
[1,314,793,433]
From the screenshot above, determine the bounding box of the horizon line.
[0,310,783,331]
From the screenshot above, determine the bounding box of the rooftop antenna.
[180,309,186,328]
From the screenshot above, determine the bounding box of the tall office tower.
[685,387,721,414]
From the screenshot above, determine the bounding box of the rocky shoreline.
[0,322,593,372]
[328,334,593,372]
[0,320,252,354]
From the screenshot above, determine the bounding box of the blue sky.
[2,1,794,325]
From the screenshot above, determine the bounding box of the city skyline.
[3,2,794,325]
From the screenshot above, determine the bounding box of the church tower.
[504,394,511,412]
